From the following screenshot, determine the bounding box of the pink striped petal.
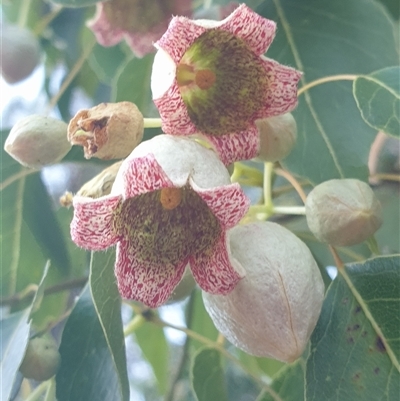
[115,238,187,307]
[87,5,124,47]
[153,82,198,135]
[71,195,122,250]
[255,58,302,119]
[219,4,276,56]
[122,154,174,198]
[193,183,250,229]
[190,233,243,294]
[204,124,260,165]
[155,16,206,63]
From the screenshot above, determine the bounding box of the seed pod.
[203,221,324,362]
[19,336,61,381]
[0,24,41,84]
[4,115,71,168]
[68,102,144,160]
[256,113,297,162]
[305,179,383,246]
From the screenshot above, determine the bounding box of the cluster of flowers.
[4,2,382,362]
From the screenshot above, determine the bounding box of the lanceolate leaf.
[191,347,228,401]
[353,66,400,137]
[0,309,31,401]
[56,251,129,401]
[306,256,400,400]
[258,0,398,184]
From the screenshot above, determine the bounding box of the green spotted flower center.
[113,186,221,265]
[176,29,269,136]
[104,0,174,33]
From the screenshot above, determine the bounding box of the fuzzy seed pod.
[203,222,324,362]
[305,179,383,246]
[4,115,71,168]
[68,102,144,160]
[19,336,61,381]
[0,24,41,84]
[256,113,297,162]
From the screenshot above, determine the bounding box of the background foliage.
[0,0,399,400]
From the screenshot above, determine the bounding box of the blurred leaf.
[57,250,129,401]
[256,359,305,401]
[187,290,218,350]
[0,263,50,401]
[23,174,70,274]
[353,67,400,137]
[238,351,284,380]
[89,42,128,83]
[112,54,154,114]
[135,320,169,395]
[306,256,400,400]
[258,0,398,184]
[50,0,99,8]
[376,0,400,19]
[1,0,44,28]
[191,347,228,401]
[0,309,31,401]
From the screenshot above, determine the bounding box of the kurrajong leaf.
[56,250,129,401]
[257,0,399,184]
[353,66,400,137]
[306,255,400,401]
[191,347,228,401]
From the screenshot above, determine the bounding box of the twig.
[274,168,307,203]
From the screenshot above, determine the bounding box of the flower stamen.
[195,69,216,90]
[160,187,183,210]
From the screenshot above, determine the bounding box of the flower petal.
[71,195,122,250]
[155,16,206,63]
[87,5,124,47]
[121,154,174,198]
[256,58,302,118]
[219,4,276,56]
[153,82,197,134]
[190,233,244,294]
[192,182,250,229]
[204,124,260,165]
[115,238,187,307]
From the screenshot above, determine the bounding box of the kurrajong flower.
[71,135,249,308]
[87,0,192,57]
[151,4,302,165]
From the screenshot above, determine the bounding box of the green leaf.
[49,0,99,8]
[258,0,399,184]
[89,42,128,83]
[112,54,154,114]
[56,250,129,401]
[256,360,305,401]
[1,263,50,400]
[353,67,400,137]
[0,308,31,401]
[135,321,169,395]
[306,256,400,400]
[191,347,228,401]
[187,290,218,351]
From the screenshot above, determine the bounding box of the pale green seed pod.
[256,113,297,162]
[0,24,41,84]
[306,179,383,246]
[4,115,71,168]
[203,222,324,362]
[19,336,61,381]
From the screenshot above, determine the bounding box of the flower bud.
[68,102,144,160]
[59,161,122,207]
[305,179,383,246]
[19,336,61,381]
[203,222,324,362]
[0,24,41,84]
[4,115,71,168]
[256,113,297,162]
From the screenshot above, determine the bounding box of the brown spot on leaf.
[354,305,362,314]
[374,367,380,375]
[376,337,386,353]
